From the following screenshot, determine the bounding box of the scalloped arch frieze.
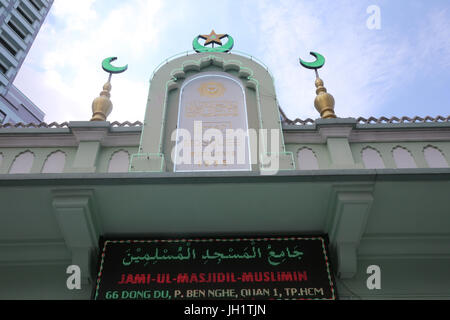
[392,146,417,169]
[9,150,35,174]
[41,150,66,173]
[167,55,256,91]
[361,146,385,169]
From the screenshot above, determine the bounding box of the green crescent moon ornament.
[299,52,325,70]
[193,34,234,53]
[102,57,128,74]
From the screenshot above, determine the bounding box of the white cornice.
[0,134,78,147]
[349,128,450,143]
[0,129,141,148]
[284,127,450,144]
[1,123,450,148]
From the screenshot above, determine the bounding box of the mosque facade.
[0,30,449,300]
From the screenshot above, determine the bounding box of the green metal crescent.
[193,35,234,53]
[299,52,325,70]
[102,57,128,74]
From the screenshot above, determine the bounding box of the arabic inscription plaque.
[94,236,336,300]
[174,73,251,172]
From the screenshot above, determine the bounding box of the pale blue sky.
[13,0,450,122]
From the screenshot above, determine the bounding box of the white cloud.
[417,8,450,70]
[253,0,415,120]
[51,0,98,31]
[14,0,164,123]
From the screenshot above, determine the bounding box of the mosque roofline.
[1,115,450,132]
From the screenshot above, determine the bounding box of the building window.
[17,6,34,25]
[8,21,26,39]
[393,147,417,168]
[0,36,18,57]
[297,148,319,170]
[29,0,42,12]
[9,151,34,174]
[0,110,6,123]
[41,151,66,173]
[9,16,28,39]
[0,61,7,74]
[362,147,385,169]
[108,150,130,173]
[424,146,448,168]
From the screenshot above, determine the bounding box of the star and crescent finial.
[299,52,325,70]
[193,30,234,53]
[299,52,336,119]
[102,57,128,75]
[199,30,227,46]
[90,57,128,121]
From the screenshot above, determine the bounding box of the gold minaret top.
[314,72,336,119]
[91,80,113,121]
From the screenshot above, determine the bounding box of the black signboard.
[94,236,337,300]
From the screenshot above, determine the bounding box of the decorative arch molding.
[392,146,417,169]
[108,149,131,173]
[361,146,385,169]
[108,149,131,161]
[297,147,319,170]
[9,150,35,174]
[423,145,448,168]
[41,150,66,173]
[167,55,257,91]
[131,52,294,172]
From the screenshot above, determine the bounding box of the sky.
[13,0,450,123]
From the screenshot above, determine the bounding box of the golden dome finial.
[90,57,128,121]
[299,52,336,119]
[314,71,336,119]
[90,80,113,121]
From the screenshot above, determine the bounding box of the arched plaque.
[174,73,251,172]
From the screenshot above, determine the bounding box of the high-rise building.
[0,0,53,123]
